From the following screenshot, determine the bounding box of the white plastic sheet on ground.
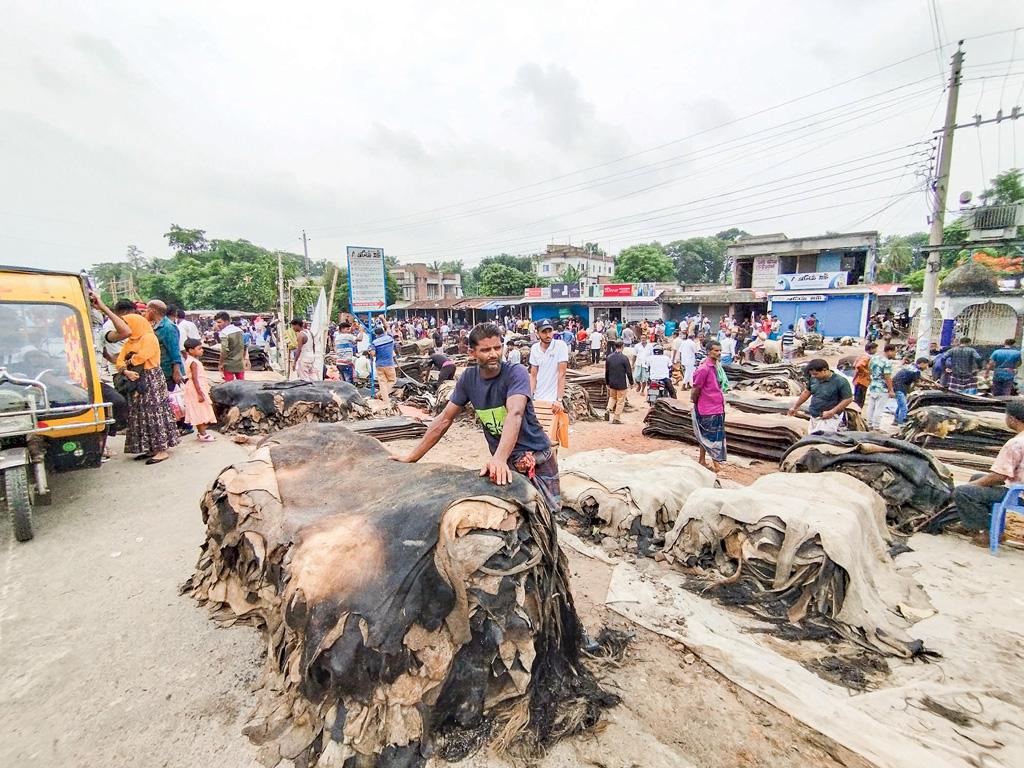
[596,532,1024,768]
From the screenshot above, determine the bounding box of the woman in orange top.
[115,309,179,463]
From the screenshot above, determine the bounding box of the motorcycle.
[647,379,668,405]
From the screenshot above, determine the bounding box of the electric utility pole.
[301,229,310,274]
[916,42,964,359]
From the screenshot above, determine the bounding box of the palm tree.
[561,264,585,284]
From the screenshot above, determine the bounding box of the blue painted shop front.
[527,303,591,324]
[768,292,869,338]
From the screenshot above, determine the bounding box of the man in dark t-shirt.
[429,352,456,384]
[788,358,853,434]
[393,323,560,509]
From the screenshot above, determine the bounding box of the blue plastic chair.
[990,484,1024,554]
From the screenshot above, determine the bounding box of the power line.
[393,167,925,260]
[332,80,942,237]
[346,91,940,259]
[382,151,925,259]
[314,46,953,233]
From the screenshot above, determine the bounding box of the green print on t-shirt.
[476,405,507,438]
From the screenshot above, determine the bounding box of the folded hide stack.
[780,432,955,531]
[184,424,614,767]
[907,389,1007,414]
[722,362,805,396]
[725,392,866,432]
[900,404,1011,456]
[643,398,806,460]
[564,371,609,405]
[560,448,715,550]
[662,473,932,658]
[210,380,373,434]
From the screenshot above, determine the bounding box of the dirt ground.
[0,394,864,768]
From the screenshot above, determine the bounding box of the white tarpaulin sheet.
[599,533,1024,768]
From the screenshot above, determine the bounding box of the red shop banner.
[601,283,633,297]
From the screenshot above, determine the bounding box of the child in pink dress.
[183,339,216,442]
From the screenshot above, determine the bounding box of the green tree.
[875,232,928,282]
[980,168,1024,205]
[477,263,533,296]
[613,243,675,282]
[583,242,606,257]
[164,225,209,257]
[560,264,585,284]
[664,237,727,283]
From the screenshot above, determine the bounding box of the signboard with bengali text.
[774,271,848,291]
[346,246,387,313]
[752,255,779,288]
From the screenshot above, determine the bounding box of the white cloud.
[0,0,1020,274]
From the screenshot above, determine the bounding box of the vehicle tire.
[4,467,34,542]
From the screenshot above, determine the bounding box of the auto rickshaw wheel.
[4,466,34,542]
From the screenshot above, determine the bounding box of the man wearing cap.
[529,321,568,414]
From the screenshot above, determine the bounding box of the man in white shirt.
[528,321,568,413]
[646,344,676,398]
[720,332,737,364]
[589,327,603,365]
[172,307,201,354]
[633,337,651,392]
[676,334,699,389]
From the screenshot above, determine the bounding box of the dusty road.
[0,410,865,768]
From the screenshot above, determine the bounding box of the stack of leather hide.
[210,380,372,434]
[907,389,1007,413]
[565,371,609,404]
[184,424,615,767]
[900,404,1011,456]
[725,392,866,432]
[662,473,933,658]
[722,362,805,396]
[347,417,428,442]
[562,382,597,421]
[780,432,954,531]
[200,343,269,371]
[643,399,806,461]
[560,448,715,553]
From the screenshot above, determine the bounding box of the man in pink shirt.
[951,399,1024,547]
[690,340,727,473]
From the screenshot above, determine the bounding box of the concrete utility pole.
[916,42,964,359]
[301,229,310,273]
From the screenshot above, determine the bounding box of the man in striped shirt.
[781,324,797,360]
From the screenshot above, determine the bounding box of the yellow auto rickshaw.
[0,266,112,541]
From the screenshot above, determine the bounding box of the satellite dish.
[959,190,973,205]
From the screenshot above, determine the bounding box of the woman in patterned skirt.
[115,310,179,464]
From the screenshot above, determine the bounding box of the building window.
[543,264,549,273]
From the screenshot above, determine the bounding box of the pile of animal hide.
[210,380,374,434]
[347,417,428,442]
[643,398,806,461]
[801,332,824,351]
[726,392,866,431]
[565,371,609,405]
[907,389,1007,413]
[780,432,954,531]
[900,404,1011,455]
[559,448,715,554]
[722,362,804,396]
[562,382,597,421]
[201,343,270,371]
[662,472,933,658]
[184,424,616,767]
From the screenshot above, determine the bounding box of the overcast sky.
[3,1,1023,273]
